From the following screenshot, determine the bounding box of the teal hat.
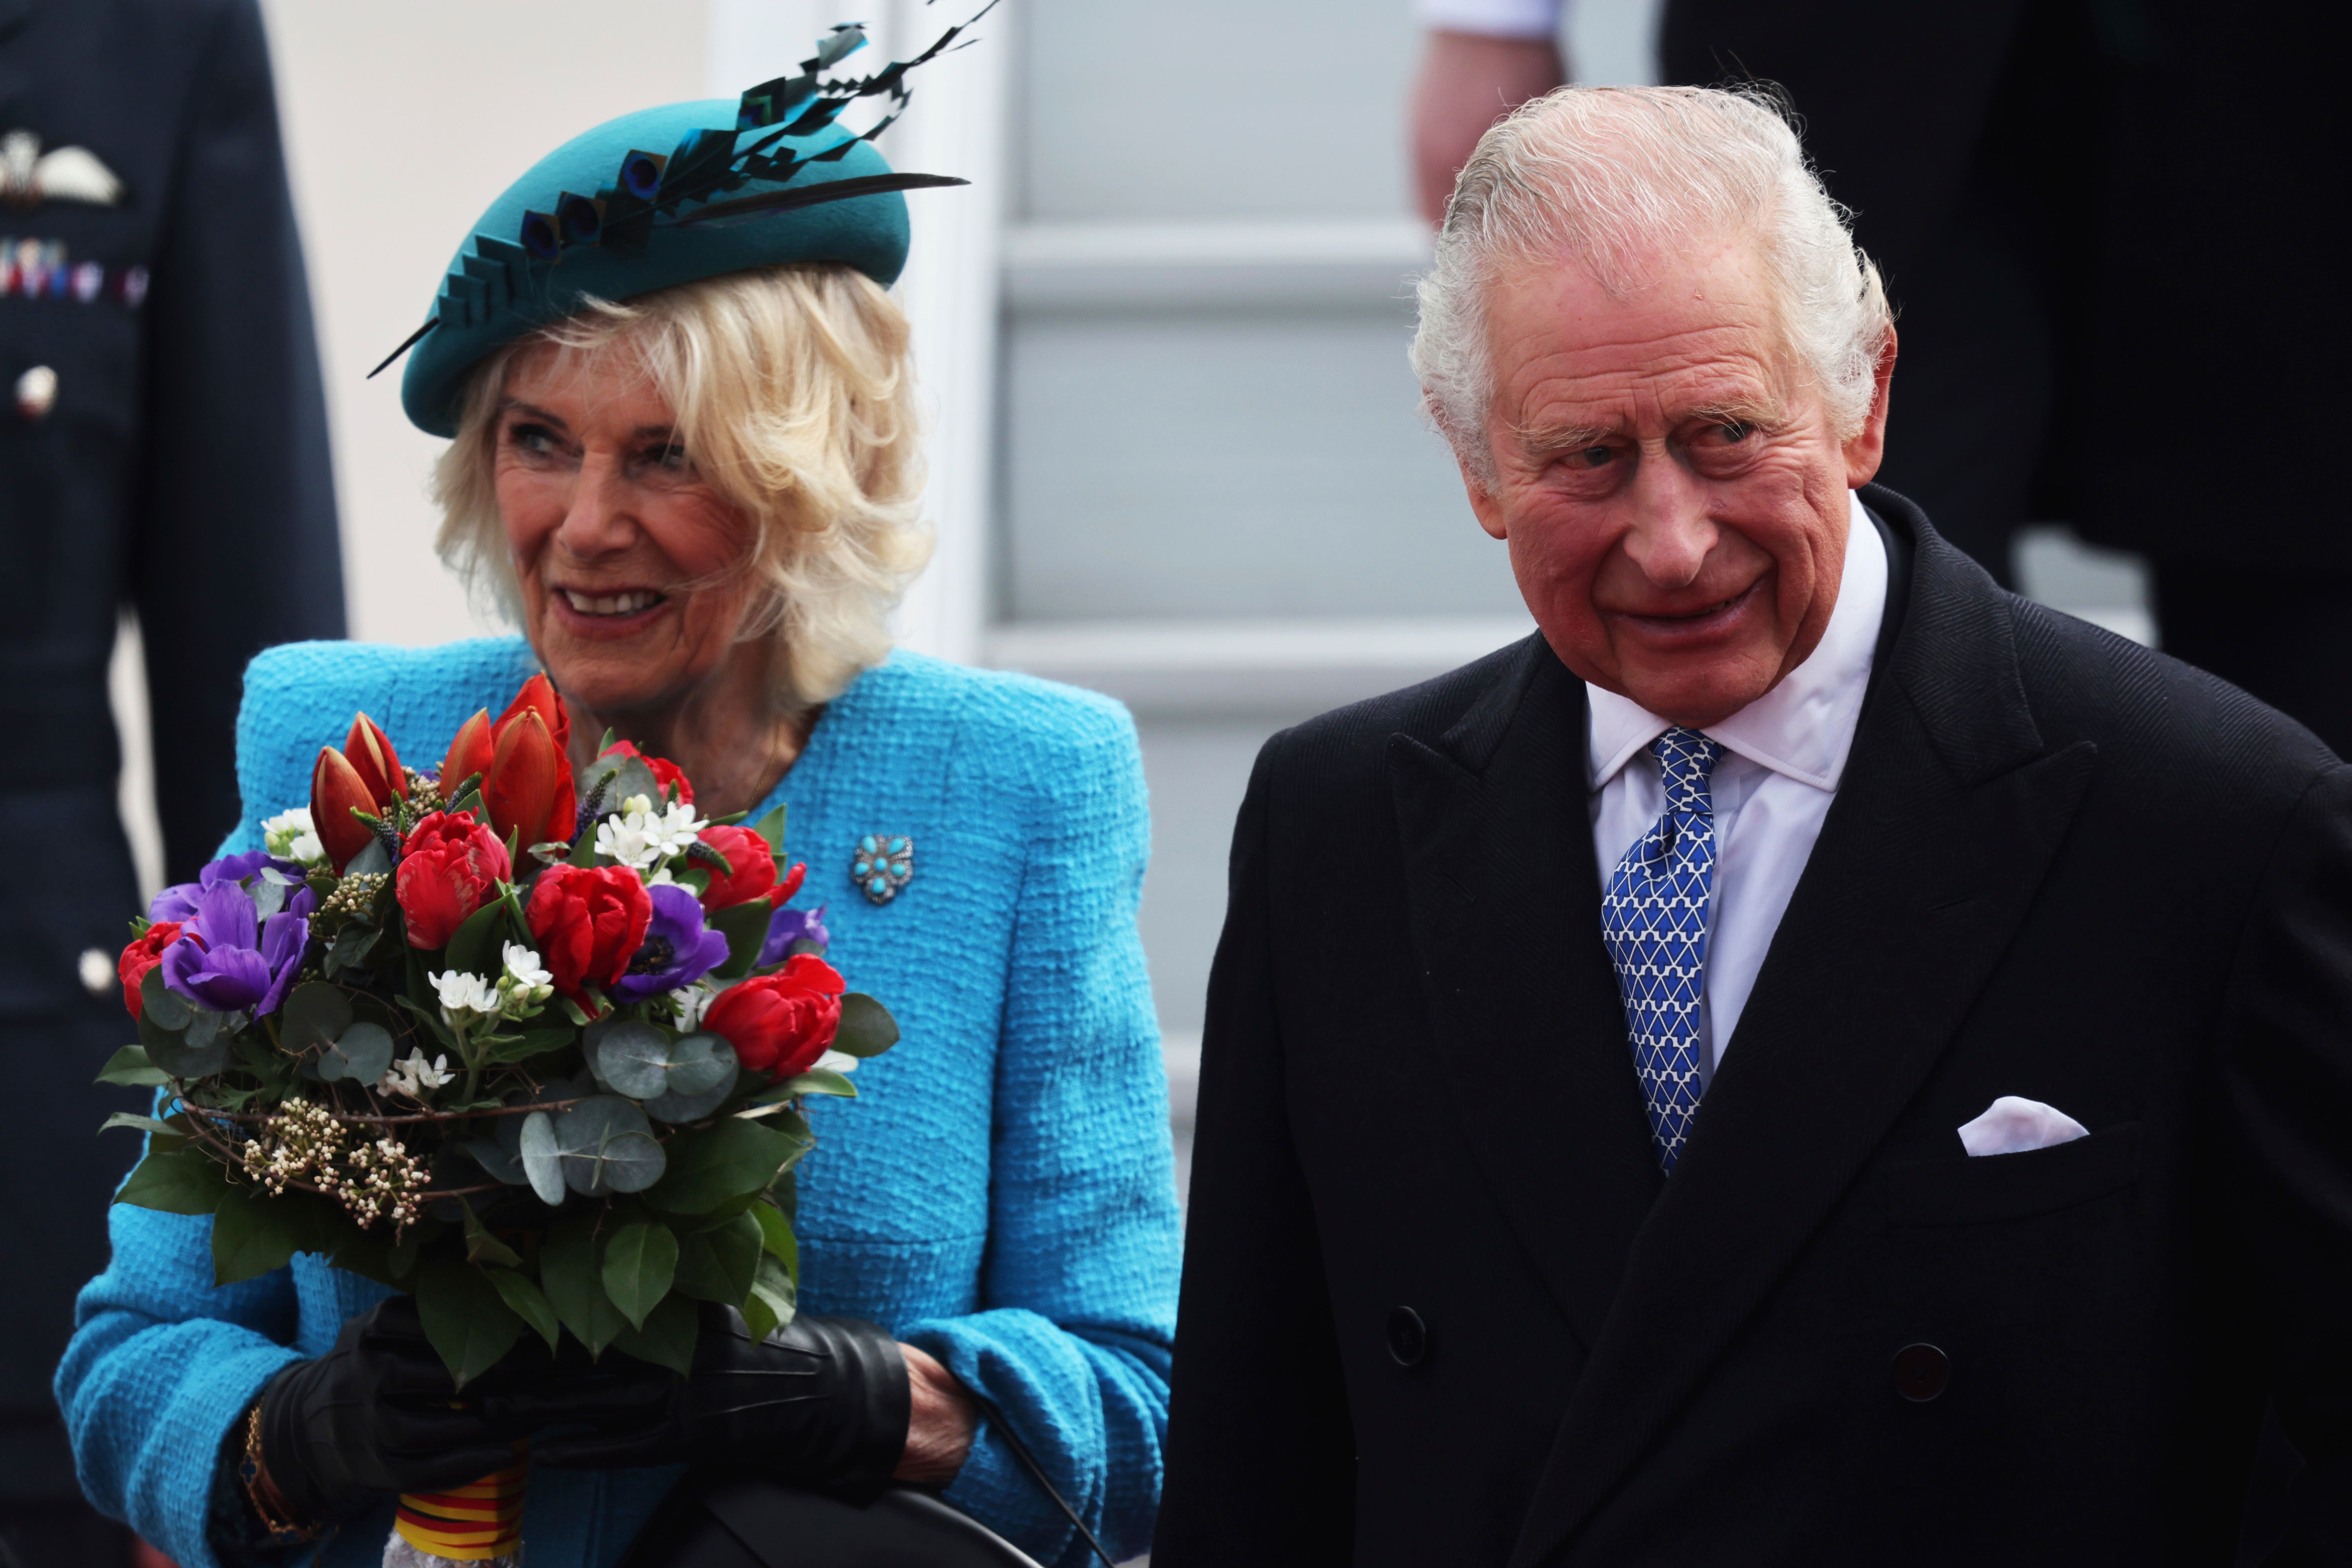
[388,20,978,437]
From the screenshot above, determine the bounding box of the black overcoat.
[0,0,341,1507]
[1154,488,2352,1566]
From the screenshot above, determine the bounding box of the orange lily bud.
[311,746,381,873]
[439,710,495,797]
[343,712,408,807]
[483,708,577,851]
[497,672,571,757]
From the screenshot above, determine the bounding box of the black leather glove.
[481,1305,910,1503]
[258,1294,519,1524]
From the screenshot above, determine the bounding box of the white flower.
[596,797,706,871]
[814,1049,860,1076]
[261,807,325,865]
[377,1051,453,1100]
[501,942,551,991]
[673,980,717,1031]
[648,798,707,857]
[431,969,498,1018]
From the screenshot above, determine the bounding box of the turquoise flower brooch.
[853,834,913,905]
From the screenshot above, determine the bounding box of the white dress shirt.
[1417,0,1564,40]
[1586,491,1886,1078]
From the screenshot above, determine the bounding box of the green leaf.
[541,1214,630,1356]
[211,1186,303,1286]
[460,1200,523,1269]
[140,968,192,1032]
[611,1290,699,1376]
[94,1045,169,1089]
[98,1111,180,1140]
[394,993,463,1051]
[416,1259,526,1389]
[329,1226,405,1287]
[831,993,899,1058]
[742,1250,797,1342]
[516,1112,566,1205]
[773,1069,857,1099]
[749,1199,799,1275]
[644,1117,799,1216]
[548,1098,666,1196]
[485,1266,561,1351]
[673,1210,762,1305]
[635,1033,742,1123]
[771,1167,797,1224]
[114,1147,228,1216]
[601,1220,680,1329]
[279,983,354,1054]
[480,1027,574,1066]
[751,804,787,854]
[324,922,381,981]
[318,1021,394,1084]
[708,900,772,981]
[588,1022,675,1099]
[345,837,392,879]
[444,900,512,983]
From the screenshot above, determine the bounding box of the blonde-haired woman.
[59,84,1179,1568]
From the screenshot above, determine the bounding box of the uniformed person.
[0,0,343,1559]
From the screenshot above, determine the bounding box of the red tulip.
[118,922,185,1020]
[775,860,806,904]
[395,810,512,949]
[343,713,408,807]
[604,740,693,804]
[696,824,777,911]
[311,746,382,873]
[439,710,495,797]
[483,709,576,851]
[499,673,571,757]
[526,863,652,1003]
[704,955,845,1079]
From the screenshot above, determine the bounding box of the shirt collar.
[1586,489,1888,793]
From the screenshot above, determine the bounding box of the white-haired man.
[1153,87,2352,1567]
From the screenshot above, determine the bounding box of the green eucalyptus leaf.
[830,994,899,1058]
[416,1259,526,1389]
[319,1022,395,1085]
[249,875,289,921]
[481,1027,573,1066]
[517,1111,567,1205]
[601,1220,680,1329]
[708,901,771,982]
[279,983,354,1054]
[673,1210,763,1305]
[486,1266,561,1351]
[641,1035,741,1123]
[553,1097,666,1196]
[94,1045,169,1089]
[444,901,510,982]
[183,1006,240,1053]
[644,1117,798,1216]
[140,968,192,1032]
[465,1134,527,1187]
[140,1013,225,1078]
[611,1290,698,1376]
[324,923,381,980]
[345,837,392,880]
[211,1186,303,1286]
[581,754,662,818]
[588,1022,673,1099]
[114,1147,228,1216]
[773,1069,856,1099]
[540,1215,629,1356]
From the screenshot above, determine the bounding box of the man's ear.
[1459,448,1510,541]
[1841,325,1897,488]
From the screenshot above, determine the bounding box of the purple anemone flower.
[757,902,830,968]
[160,879,310,1017]
[151,851,301,924]
[612,883,733,1004]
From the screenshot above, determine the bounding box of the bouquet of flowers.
[100,675,896,1564]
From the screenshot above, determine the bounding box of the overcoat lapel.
[1506,517,2098,1566]
[1389,638,1663,1353]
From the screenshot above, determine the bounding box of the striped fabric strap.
[395,1461,528,1561]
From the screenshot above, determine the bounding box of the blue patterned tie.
[1600,726,1723,1171]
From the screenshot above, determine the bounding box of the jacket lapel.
[1390,637,1663,1354]
[1506,500,2098,1565]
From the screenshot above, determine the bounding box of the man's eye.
[1573,445,1617,468]
[1711,421,1752,444]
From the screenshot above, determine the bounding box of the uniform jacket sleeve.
[899,695,1183,1568]
[132,0,342,885]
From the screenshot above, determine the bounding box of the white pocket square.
[1957,1096,2089,1157]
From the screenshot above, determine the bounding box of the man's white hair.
[1410,84,1892,480]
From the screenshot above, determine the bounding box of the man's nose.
[1619,450,1715,587]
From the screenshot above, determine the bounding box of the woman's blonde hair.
[433,265,931,710]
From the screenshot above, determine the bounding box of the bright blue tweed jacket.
[56,638,1181,1568]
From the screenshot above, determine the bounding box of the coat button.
[1385,1305,1428,1368]
[78,947,114,998]
[1892,1342,1949,1402]
[15,364,57,421]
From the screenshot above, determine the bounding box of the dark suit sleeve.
[2216,762,2352,1543]
[1153,735,1357,1567]
[131,0,343,883]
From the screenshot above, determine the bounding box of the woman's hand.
[894,1343,976,1486]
